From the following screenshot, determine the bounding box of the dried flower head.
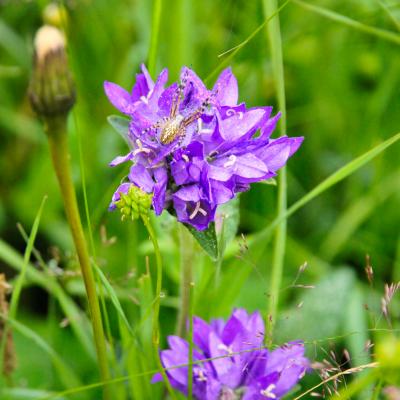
[29,25,75,118]
[105,65,303,230]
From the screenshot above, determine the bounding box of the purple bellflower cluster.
[152,308,309,399]
[105,65,303,230]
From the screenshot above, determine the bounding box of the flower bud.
[28,25,75,118]
[116,185,153,221]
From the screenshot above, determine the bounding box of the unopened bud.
[28,25,75,118]
[116,185,153,221]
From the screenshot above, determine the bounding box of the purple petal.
[109,152,134,167]
[193,317,212,354]
[104,81,135,115]
[213,67,238,106]
[153,167,168,215]
[128,163,154,193]
[109,182,131,210]
[210,179,234,205]
[220,108,266,141]
[257,137,303,172]
[181,66,209,99]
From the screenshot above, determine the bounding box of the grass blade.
[92,263,134,335]
[0,239,95,359]
[1,197,47,374]
[251,132,400,248]
[204,0,290,85]
[2,315,82,390]
[294,0,400,45]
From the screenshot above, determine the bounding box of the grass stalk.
[45,116,110,399]
[263,0,287,344]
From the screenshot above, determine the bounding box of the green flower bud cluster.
[116,185,153,221]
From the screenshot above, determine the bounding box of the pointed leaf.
[185,222,218,261]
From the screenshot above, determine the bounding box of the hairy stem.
[141,215,177,400]
[176,225,194,337]
[45,117,110,399]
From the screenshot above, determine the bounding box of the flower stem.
[263,0,287,345]
[45,117,110,399]
[140,215,177,400]
[176,224,194,338]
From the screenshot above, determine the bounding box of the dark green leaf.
[185,222,218,261]
[216,197,240,260]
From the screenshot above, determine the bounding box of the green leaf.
[107,115,131,147]
[216,197,240,260]
[185,222,218,261]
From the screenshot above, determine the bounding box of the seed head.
[28,25,75,119]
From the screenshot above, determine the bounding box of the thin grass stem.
[294,0,400,45]
[204,0,290,85]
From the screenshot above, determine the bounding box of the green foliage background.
[0,0,399,398]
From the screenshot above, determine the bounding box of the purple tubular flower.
[105,65,303,230]
[151,308,310,399]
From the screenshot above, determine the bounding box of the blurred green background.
[0,0,400,398]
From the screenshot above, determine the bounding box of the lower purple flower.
[152,309,309,399]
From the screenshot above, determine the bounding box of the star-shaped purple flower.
[151,308,309,399]
[105,65,303,230]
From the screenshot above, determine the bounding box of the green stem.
[141,215,177,400]
[263,0,288,345]
[176,225,194,337]
[45,117,110,399]
[148,0,162,76]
